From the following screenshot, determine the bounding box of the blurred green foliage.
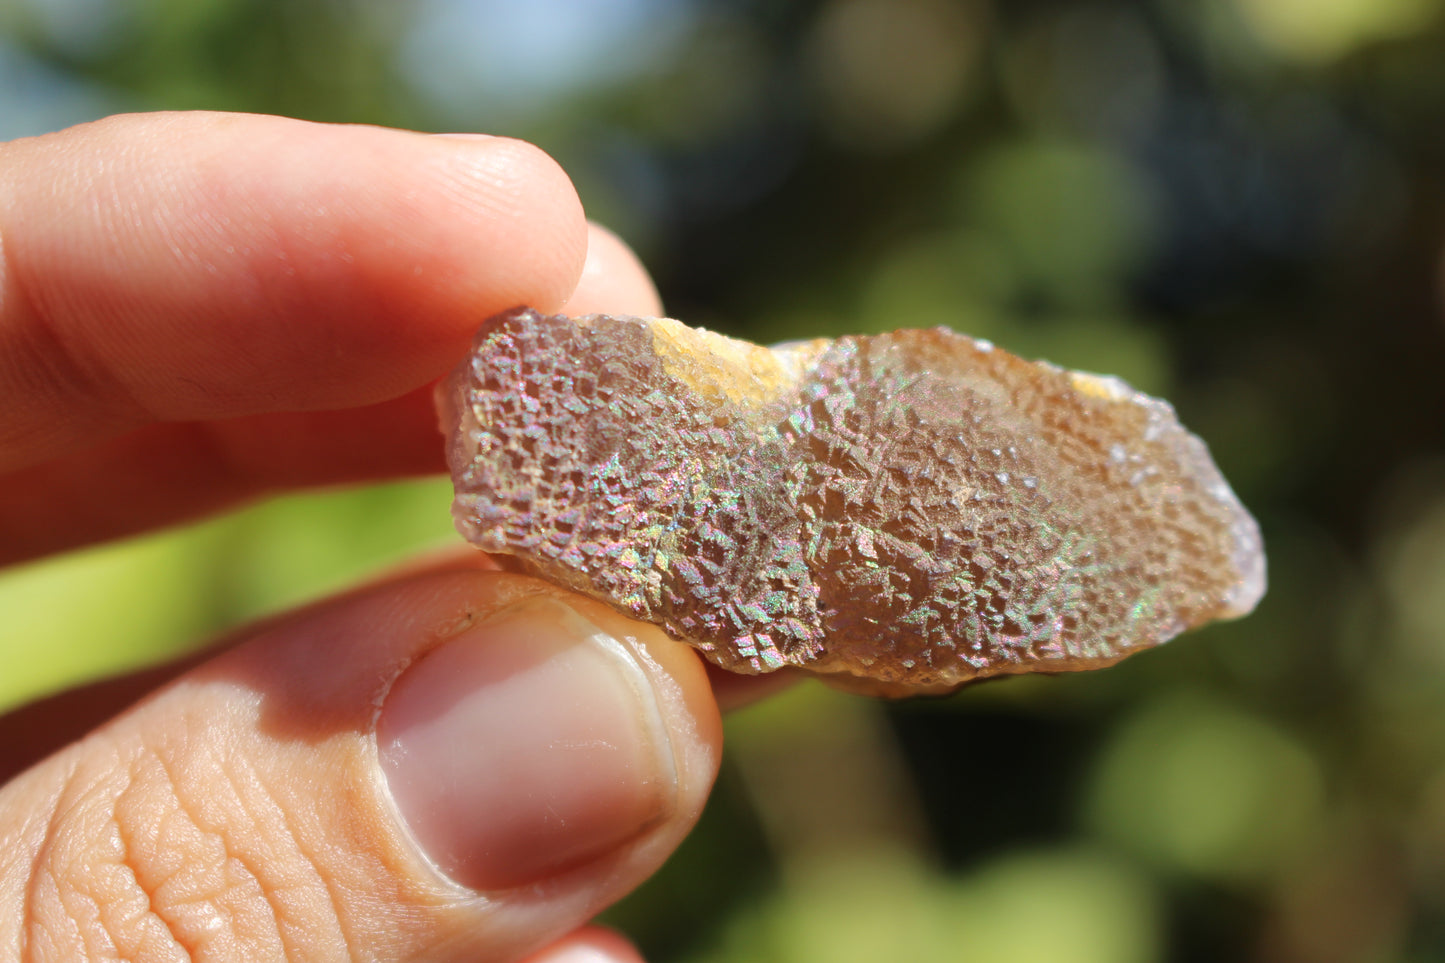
[5,0,1445,959]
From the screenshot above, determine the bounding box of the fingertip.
[375,582,723,893]
[563,223,664,319]
[435,135,589,314]
[0,114,595,469]
[0,553,728,960]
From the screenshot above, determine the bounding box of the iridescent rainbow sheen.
[443,308,1265,694]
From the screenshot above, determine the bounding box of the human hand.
[0,112,724,962]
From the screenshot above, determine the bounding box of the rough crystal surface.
[442,308,1265,694]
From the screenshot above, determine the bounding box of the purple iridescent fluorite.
[441,308,1264,694]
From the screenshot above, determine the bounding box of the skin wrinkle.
[117,751,216,954]
[146,161,284,390]
[27,138,164,416]
[206,699,400,959]
[142,178,329,418]
[277,801,363,961]
[433,140,586,302]
[203,744,348,959]
[56,826,110,961]
[184,161,340,404]
[19,756,82,963]
[0,190,153,474]
[35,760,159,961]
[71,749,149,959]
[112,804,191,962]
[117,734,278,961]
[0,231,144,468]
[149,713,294,960]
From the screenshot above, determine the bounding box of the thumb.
[0,565,722,961]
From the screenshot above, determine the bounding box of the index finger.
[0,112,589,474]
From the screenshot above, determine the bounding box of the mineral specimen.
[441,308,1265,694]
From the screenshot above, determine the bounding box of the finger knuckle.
[18,719,350,961]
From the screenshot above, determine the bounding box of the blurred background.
[1,0,1443,959]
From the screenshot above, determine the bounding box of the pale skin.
[0,112,781,962]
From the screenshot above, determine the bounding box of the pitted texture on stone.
[443,308,1265,693]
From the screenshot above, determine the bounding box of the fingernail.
[377,597,678,891]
